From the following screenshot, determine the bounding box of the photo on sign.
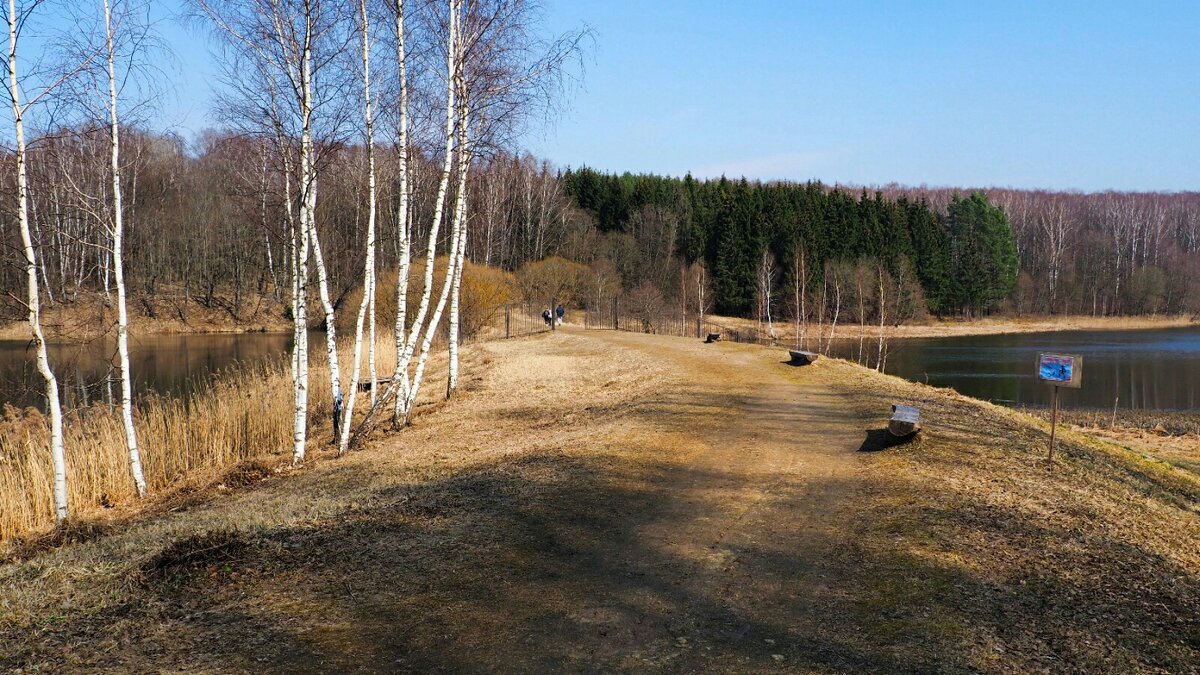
[1040,358,1073,383]
[1037,353,1082,388]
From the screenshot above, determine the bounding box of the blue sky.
[154,1,1199,191]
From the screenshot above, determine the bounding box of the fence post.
[551,296,557,331]
[695,316,701,339]
[505,304,511,339]
[613,297,619,330]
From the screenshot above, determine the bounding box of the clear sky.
[154,1,1200,191]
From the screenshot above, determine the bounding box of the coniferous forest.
[560,168,1199,320]
[564,169,1018,318]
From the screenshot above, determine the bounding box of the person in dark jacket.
[555,304,565,325]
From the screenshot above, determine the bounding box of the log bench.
[888,404,921,438]
[788,349,819,365]
[357,378,393,392]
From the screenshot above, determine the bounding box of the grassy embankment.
[0,330,1195,671]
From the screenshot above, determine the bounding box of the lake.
[1,326,1198,413]
[865,326,1200,411]
[0,332,293,410]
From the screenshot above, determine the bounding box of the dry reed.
[0,336,403,542]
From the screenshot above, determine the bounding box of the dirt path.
[3,327,1198,673]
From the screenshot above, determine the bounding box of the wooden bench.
[888,404,921,438]
[788,350,818,365]
[356,378,393,392]
[705,332,722,343]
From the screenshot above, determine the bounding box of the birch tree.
[443,0,588,398]
[101,0,145,496]
[791,243,806,349]
[401,0,465,421]
[337,0,379,455]
[390,0,411,426]
[351,0,461,445]
[4,0,75,522]
[392,0,460,425]
[195,0,351,458]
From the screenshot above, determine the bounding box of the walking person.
[555,304,565,326]
[542,307,553,328]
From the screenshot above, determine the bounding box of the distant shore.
[707,313,1197,341]
[0,290,291,341]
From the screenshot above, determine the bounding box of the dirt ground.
[2,328,1197,673]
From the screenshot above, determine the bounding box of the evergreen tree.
[946,192,1018,315]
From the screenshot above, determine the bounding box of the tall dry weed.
[0,335,399,542]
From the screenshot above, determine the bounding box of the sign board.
[1037,353,1082,389]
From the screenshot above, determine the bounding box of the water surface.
[0,332,293,410]
[858,327,1200,411]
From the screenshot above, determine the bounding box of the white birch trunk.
[7,0,67,521]
[104,0,145,497]
[292,197,310,464]
[826,273,840,354]
[293,15,321,461]
[876,266,886,372]
[407,109,468,420]
[338,0,379,455]
[391,0,412,425]
[446,75,470,400]
[286,140,310,464]
[395,0,458,423]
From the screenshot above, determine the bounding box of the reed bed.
[0,335,406,543]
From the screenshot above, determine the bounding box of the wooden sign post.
[1037,353,1082,460]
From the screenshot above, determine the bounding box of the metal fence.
[460,301,553,345]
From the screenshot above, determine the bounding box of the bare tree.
[337,0,379,455]
[755,248,776,339]
[3,0,85,522]
[194,0,354,459]
[791,243,807,349]
[99,0,146,496]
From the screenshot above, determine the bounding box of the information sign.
[1038,353,1081,389]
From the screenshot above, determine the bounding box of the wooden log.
[705,333,722,343]
[888,404,921,438]
[788,349,819,365]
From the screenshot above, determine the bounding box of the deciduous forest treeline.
[6,145,1197,336]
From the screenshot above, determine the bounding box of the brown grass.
[0,285,290,341]
[707,313,1197,341]
[1,331,1196,672]
[0,335,411,544]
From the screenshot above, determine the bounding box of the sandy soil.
[707,313,1198,340]
[1,328,1197,672]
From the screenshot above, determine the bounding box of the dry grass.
[706,313,1197,341]
[0,330,1196,672]
[0,335,411,544]
[0,285,289,341]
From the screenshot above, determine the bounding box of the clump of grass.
[140,528,249,584]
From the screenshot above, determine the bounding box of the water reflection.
[0,332,293,410]
[3,326,1198,413]
[834,327,1200,411]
